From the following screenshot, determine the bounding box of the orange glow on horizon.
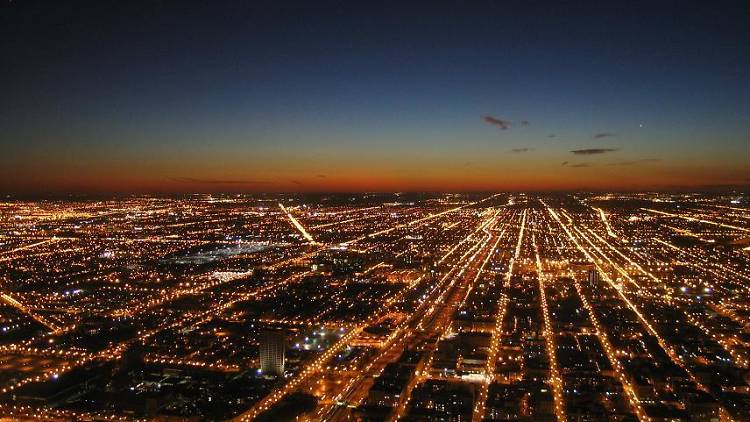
[2,152,748,195]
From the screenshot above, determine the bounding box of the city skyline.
[1,192,750,421]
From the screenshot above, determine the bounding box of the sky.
[1,0,750,195]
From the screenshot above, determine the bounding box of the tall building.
[587,269,599,288]
[260,328,285,376]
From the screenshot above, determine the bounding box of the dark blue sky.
[2,1,749,193]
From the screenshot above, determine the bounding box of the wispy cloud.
[593,132,615,139]
[570,148,619,155]
[608,158,661,166]
[560,161,592,168]
[510,148,533,153]
[317,174,327,178]
[548,134,556,138]
[483,115,511,130]
[168,177,270,185]
[520,120,530,126]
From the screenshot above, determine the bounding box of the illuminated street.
[0,193,747,421]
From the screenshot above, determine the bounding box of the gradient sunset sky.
[2,1,749,195]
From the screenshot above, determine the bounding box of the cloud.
[593,132,615,139]
[548,134,556,138]
[291,180,304,186]
[608,158,661,166]
[482,116,532,130]
[570,148,619,155]
[482,115,511,130]
[168,177,270,185]
[560,161,591,168]
[510,148,533,153]
[317,174,327,178]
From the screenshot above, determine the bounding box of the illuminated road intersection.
[0,193,750,421]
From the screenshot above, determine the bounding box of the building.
[587,269,599,288]
[260,329,286,377]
